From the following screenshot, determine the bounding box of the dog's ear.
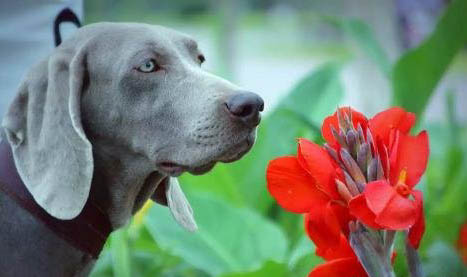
[2,45,93,220]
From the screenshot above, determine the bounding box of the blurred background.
[1,0,467,276]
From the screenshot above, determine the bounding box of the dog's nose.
[225,92,264,127]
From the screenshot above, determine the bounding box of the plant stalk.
[350,223,396,277]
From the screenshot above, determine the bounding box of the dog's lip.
[156,162,187,177]
[157,160,216,176]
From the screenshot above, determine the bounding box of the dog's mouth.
[156,134,254,177]
[156,161,217,177]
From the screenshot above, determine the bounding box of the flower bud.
[367,158,378,182]
[346,129,358,155]
[357,123,365,145]
[357,142,369,173]
[331,125,348,149]
[340,148,367,184]
[336,179,352,202]
[337,108,350,131]
[344,171,361,195]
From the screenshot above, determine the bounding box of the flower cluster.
[266,107,429,276]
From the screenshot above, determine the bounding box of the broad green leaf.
[110,229,132,277]
[90,249,113,277]
[144,192,288,276]
[288,235,315,269]
[280,62,343,124]
[180,163,244,206]
[220,261,289,277]
[287,235,324,277]
[392,0,467,118]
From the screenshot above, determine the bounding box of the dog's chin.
[189,133,255,175]
[157,133,255,177]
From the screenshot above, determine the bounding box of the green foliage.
[220,261,288,277]
[144,192,288,276]
[110,230,131,277]
[392,0,467,118]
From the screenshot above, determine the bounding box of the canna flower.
[266,106,429,276]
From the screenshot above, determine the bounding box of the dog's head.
[2,22,263,221]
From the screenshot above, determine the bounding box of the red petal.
[319,234,356,261]
[308,257,367,277]
[458,222,467,250]
[369,107,416,145]
[297,139,340,199]
[364,181,417,229]
[408,190,425,249]
[304,203,344,251]
[267,157,329,213]
[322,107,368,145]
[389,131,429,188]
[330,202,353,238]
[458,222,467,264]
[348,194,382,229]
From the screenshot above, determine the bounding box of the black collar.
[0,140,112,259]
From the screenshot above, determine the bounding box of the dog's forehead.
[74,23,198,52]
[147,25,197,47]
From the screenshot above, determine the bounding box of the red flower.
[458,222,467,264]
[347,108,429,248]
[266,106,429,276]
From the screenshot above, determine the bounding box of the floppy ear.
[1,45,93,220]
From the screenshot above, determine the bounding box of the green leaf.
[288,235,315,269]
[110,229,132,277]
[144,192,288,276]
[392,0,467,118]
[90,249,113,277]
[180,163,244,206]
[287,235,324,277]
[220,261,289,277]
[280,62,343,124]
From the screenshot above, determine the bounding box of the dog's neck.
[87,139,165,229]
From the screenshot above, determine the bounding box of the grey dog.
[0,22,263,276]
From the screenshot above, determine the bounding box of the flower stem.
[405,235,425,277]
[350,223,396,277]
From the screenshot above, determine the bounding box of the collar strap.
[0,140,112,259]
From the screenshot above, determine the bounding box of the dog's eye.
[198,54,205,64]
[137,59,160,73]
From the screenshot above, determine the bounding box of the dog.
[0,22,263,277]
